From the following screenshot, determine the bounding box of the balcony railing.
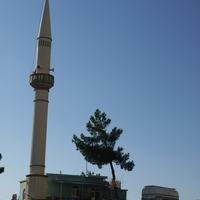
[30,73,54,90]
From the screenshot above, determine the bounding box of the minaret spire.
[38,0,51,39]
[26,0,54,200]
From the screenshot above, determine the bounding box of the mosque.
[19,1,179,200]
[20,1,127,200]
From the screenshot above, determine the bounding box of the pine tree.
[0,154,5,174]
[72,109,135,199]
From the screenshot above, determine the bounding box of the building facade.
[142,185,179,200]
[20,173,127,200]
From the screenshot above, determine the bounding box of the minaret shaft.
[30,90,49,175]
[36,37,52,74]
[26,1,53,200]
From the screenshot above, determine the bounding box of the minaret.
[26,1,54,200]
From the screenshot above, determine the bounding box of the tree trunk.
[110,162,116,182]
[109,162,119,200]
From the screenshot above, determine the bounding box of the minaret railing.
[29,73,54,90]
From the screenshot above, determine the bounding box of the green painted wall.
[19,173,127,200]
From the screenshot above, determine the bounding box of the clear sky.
[0,0,199,200]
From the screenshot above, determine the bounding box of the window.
[91,190,100,200]
[23,189,26,200]
[71,186,80,197]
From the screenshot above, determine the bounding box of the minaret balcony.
[30,73,54,90]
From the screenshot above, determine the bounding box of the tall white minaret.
[26,1,54,200]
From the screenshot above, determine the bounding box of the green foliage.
[72,109,134,181]
[0,154,5,174]
[81,170,101,177]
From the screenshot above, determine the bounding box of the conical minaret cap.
[38,0,52,39]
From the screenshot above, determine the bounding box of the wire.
[29,0,44,74]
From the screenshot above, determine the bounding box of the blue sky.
[0,1,199,200]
